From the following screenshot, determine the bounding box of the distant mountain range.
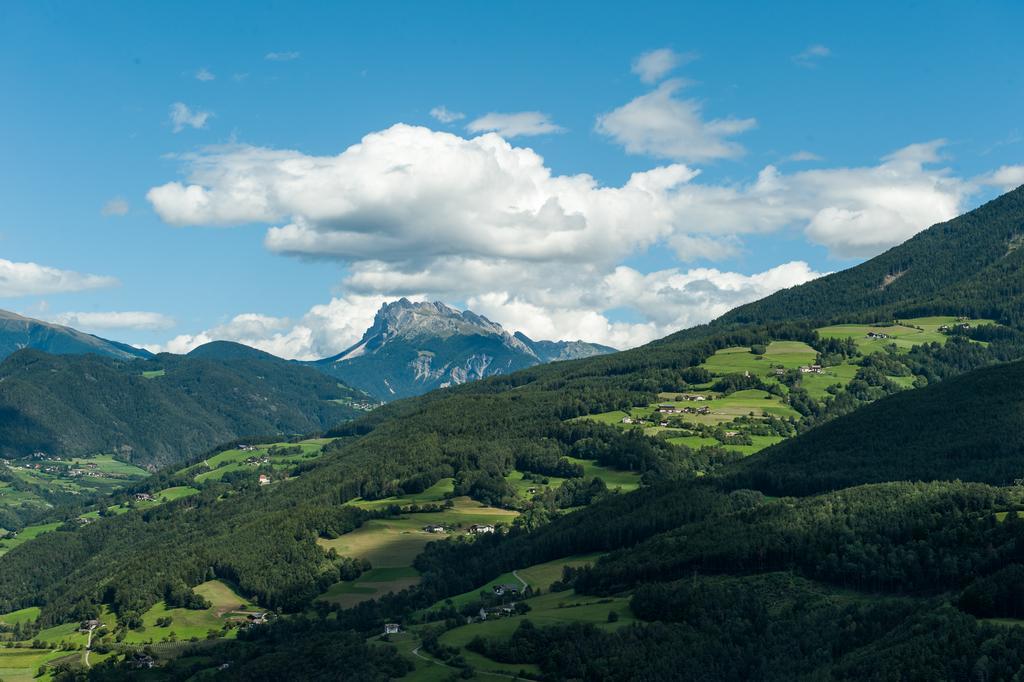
[0,343,373,467]
[0,301,615,403]
[0,309,151,361]
[310,299,616,400]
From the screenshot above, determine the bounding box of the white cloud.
[982,165,1024,192]
[169,102,212,133]
[596,79,757,162]
[0,260,118,298]
[793,44,831,68]
[146,126,1012,348]
[101,197,129,216]
[430,106,465,123]
[195,67,216,82]
[631,48,696,83]
[147,297,392,359]
[51,311,175,331]
[466,112,565,138]
[265,51,300,61]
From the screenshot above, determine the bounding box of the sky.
[1,1,1023,358]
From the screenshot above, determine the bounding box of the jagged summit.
[313,299,615,400]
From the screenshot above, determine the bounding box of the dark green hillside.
[725,358,1024,496]
[0,348,366,467]
[720,184,1024,326]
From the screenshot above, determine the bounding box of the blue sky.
[1,1,1022,356]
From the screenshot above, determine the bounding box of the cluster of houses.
[238,445,259,452]
[134,493,155,502]
[624,403,712,426]
[799,365,824,374]
[938,322,971,332]
[865,331,890,340]
[245,455,270,466]
[425,523,496,535]
[258,474,271,486]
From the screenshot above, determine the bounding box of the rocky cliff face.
[311,299,616,400]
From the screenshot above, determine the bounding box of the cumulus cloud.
[596,79,757,162]
[466,112,565,137]
[982,165,1024,192]
[169,102,212,133]
[793,44,831,68]
[430,106,465,123]
[51,311,175,331]
[264,51,300,61]
[101,197,129,216]
[146,126,1014,349]
[195,67,215,81]
[631,48,696,83]
[147,296,393,359]
[0,260,118,298]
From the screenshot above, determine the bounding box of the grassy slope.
[727,358,1024,496]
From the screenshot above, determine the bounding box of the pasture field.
[815,316,996,354]
[347,477,456,510]
[421,554,603,615]
[382,631,453,682]
[562,457,641,492]
[318,498,517,607]
[0,607,40,626]
[799,362,859,399]
[653,389,800,425]
[699,341,816,378]
[0,647,65,682]
[193,440,328,483]
[0,521,61,558]
[429,590,634,678]
[122,580,257,644]
[320,497,517,568]
[79,485,200,520]
[1,454,150,520]
[318,566,422,608]
[141,369,166,378]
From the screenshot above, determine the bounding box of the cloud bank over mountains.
[137,48,1023,358]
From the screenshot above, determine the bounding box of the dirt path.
[410,645,523,680]
[511,570,528,591]
[83,625,96,668]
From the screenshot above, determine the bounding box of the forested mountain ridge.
[719,183,1024,326]
[0,346,368,467]
[724,357,1024,496]
[0,309,151,361]
[311,298,615,400]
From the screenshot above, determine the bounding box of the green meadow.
[699,340,817,378]
[193,440,329,483]
[815,316,996,353]
[121,580,257,644]
[429,589,635,679]
[0,522,61,558]
[318,497,518,608]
